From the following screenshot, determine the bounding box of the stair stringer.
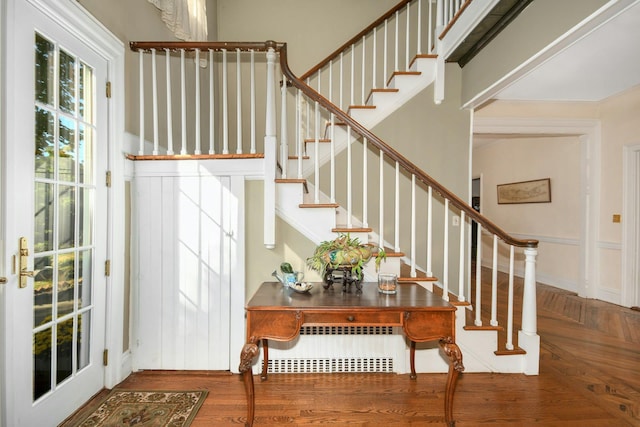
[293,57,437,179]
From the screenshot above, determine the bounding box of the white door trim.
[0,3,125,422]
[473,116,601,300]
[622,143,640,308]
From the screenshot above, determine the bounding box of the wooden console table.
[239,281,464,426]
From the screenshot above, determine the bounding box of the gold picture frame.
[497,178,551,204]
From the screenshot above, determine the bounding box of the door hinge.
[103,349,109,366]
[106,81,112,98]
[105,260,111,277]
[106,170,112,187]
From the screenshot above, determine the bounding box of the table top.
[247,282,455,312]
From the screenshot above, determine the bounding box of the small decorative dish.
[289,282,313,293]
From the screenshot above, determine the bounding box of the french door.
[2,0,109,425]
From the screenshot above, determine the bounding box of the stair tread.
[304,138,331,143]
[332,227,372,233]
[374,249,404,257]
[275,178,306,184]
[409,53,437,70]
[386,70,421,87]
[494,347,527,356]
[299,203,339,208]
[288,155,310,160]
[464,324,505,331]
[348,105,376,110]
[398,276,438,282]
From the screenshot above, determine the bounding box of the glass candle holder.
[377,273,398,294]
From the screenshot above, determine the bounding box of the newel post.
[263,46,277,249]
[519,246,540,375]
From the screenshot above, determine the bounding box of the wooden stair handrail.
[279,43,538,249]
[128,40,538,249]
[130,40,281,53]
[299,0,413,81]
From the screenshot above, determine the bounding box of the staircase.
[128,0,541,375]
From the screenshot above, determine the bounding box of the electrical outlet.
[452,215,460,227]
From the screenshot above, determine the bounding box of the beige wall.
[245,181,322,299]
[474,84,640,302]
[78,0,218,139]
[473,135,582,289]
[461,0,608,106]
[216,0,398,75]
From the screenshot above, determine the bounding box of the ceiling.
[493,0,640,102]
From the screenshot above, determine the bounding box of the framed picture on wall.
[497,178,551,204]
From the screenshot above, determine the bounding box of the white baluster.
[222,49,229,154]
[458,210,465,302]
[305,78,310,139]
[361,35,366,106]
[180,49,187,155]
[474,223,483,326]
[490,234,499,326]
[405,4,410,71]
[379,152,385,248]
[330,113,336,203]
[194,48,201,155]
[394,10,399,72]
[296,89,303,179]
[384,19,389,86]
[362,138,368,227]
[314,99,320,203]
[427,185,433,277]
[138,50,144,155]
[165,49,174,155]
[350,44,355,107]
[394,161,400,252]
[411,174,416,277]
[151,48,159,155]
[347,126,352,228]
[236,49,242,154]
[339,52,344,110]
[428,0,434,54]
[417,0,423,55]
[372,27,377,90]
[208,48,214,154]
[506,245,515,350]
[280,72,288,179]
[250,50,256,154]
[442,199,449,301]
[329,59,333,104]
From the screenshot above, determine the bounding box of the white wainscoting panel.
[133,175,232,370]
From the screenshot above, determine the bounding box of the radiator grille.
[300,326,394,335]
[266,357,394,374]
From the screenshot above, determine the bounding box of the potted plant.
[306,234,386,289]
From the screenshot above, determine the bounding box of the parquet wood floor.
[63,273,640,426]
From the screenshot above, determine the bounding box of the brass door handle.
[19,237,34,288]
[0,277,7,284]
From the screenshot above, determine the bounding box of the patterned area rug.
[62,389,208,427]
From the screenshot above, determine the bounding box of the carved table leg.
[239,338,260,427]
[261,339,269,381]
[410,340,417,380]
[439,337,464,427]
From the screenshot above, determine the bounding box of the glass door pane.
[32,32,96,402]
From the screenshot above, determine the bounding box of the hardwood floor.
[65,276,640,426]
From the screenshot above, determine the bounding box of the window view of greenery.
[32,32,95,401]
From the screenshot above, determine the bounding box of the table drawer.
[304,311,402,326]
